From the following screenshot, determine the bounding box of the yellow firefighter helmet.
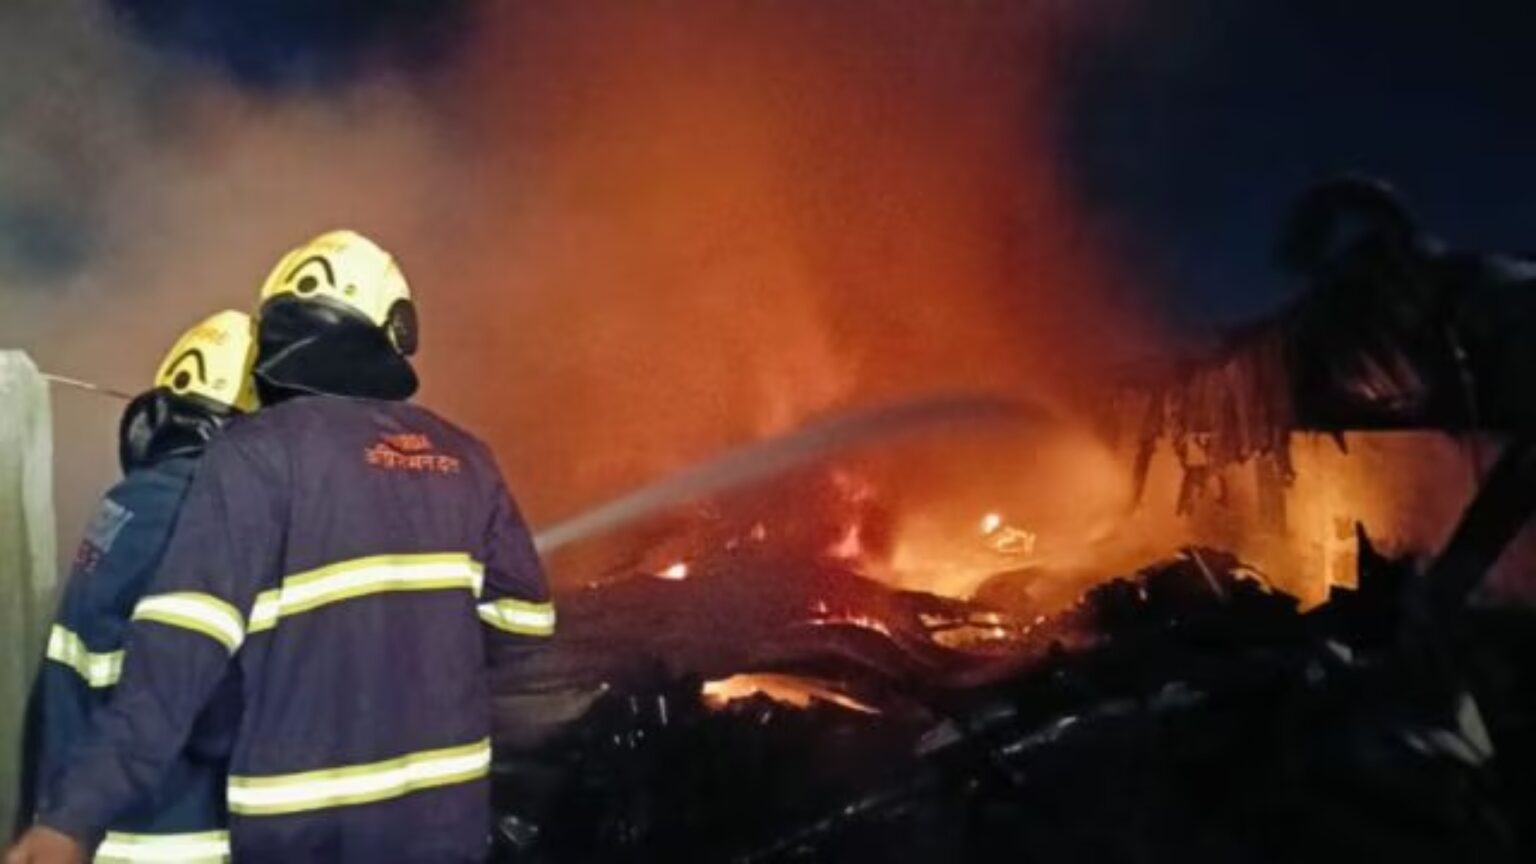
[257,229,417,356]
[152,309,259,412]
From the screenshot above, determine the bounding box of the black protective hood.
[254,295,418,404]
[119,389,236,473]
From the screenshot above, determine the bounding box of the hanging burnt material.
[1122,176,1536,526]
[1126,324,1295,525]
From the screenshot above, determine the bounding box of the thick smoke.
[1,0,457,561]
[1,1,1157,579]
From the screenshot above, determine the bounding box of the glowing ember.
[825,523,864,561]
[914,606,1030,653]
[806,612,894,639]
[658,562,690,581]
[979,511,1038,556]
[986,524,1038,556]
[702,674,880,715]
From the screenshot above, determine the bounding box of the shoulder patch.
[83,497,135,555]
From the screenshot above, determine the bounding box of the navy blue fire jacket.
[37,396,554,863]
[35,455,233,863]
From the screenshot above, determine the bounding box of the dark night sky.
[60,1,1536,329]
[1060,0,1536,326]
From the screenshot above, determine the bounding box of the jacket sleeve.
[35,438,282,846]
[33,477,184,802]
[64,474,184,626]
[475,475,555,661]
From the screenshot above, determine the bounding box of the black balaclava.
[253,295,418,405]
[118,389,237,474]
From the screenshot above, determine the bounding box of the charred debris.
[488,180,1536,862]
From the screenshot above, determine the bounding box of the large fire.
[16,1,1490,615]
[416,5,1484,610]
[547,410,1484,625]
[415,1,1156,555]
[50,0,1473,615]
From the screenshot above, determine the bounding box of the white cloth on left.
[0,350,58,837]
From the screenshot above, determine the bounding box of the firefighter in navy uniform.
[9,231,554,864]
[27,310,258,864]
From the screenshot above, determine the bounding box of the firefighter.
[24,310,258,864]
[8,231,554,864]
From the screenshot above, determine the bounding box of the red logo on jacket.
[365,432,461,474]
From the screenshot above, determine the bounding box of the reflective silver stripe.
[227,738,491,816]
[131,592,245,652]
[95,829,229,863]
[247,553,484,633]
[477,598,556,637]
[45,625,123,688]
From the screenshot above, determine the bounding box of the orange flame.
[702,674,880,715]
[415,1,1158,585]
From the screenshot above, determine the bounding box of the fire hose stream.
[531,393,1056,555]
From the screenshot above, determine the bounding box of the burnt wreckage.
[487,179,1536,862]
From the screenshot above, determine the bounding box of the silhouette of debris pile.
[489,544,1533,862]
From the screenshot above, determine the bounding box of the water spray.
[532,393,1054,554]
[41,372,133,401]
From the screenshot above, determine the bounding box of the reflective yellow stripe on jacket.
[477,597,556,637]
[246,553,485,633]
[45,625,123,688]
[131,593,245,653]
[227,738,491,816]
[95,829,230,863]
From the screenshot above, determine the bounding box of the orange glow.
[806,612,894,640]
[416,1,1157,592]
[825,523,865,562]
[413,5,1482,612]
[702,674,880,715]
[28,0,1495,616]
[1109,431,1483,607]
[981,511,1039,556]
[866,421,1133,598]
[987,525,1039,556]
